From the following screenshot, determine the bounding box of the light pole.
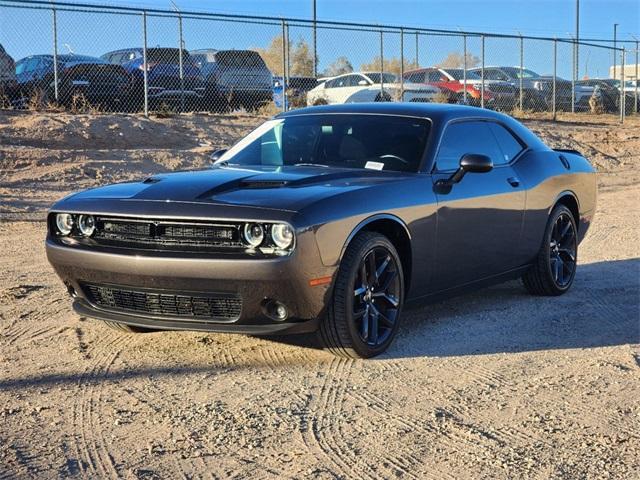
[613,23,618,79]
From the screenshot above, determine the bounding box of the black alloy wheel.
[319,232,404,358]
[523,204,578,296]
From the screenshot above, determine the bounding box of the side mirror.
[437,153,493,188]
[358,80,368,86]
[210,148,228,163]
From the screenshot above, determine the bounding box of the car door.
[432,119,526,290]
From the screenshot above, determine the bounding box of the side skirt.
[404,264,532,308]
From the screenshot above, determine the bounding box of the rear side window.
[216,50,266,68]
[487,123,525,163]
[435,121,505,171]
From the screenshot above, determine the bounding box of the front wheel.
[522,204,578,296]
[318,232,404,358]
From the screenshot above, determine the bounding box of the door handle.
[507,177,520,187]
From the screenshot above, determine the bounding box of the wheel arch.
[551,190,580,232]
[340,214,412,294]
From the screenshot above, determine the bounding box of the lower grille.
[83,283,242,322]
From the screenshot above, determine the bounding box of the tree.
[436,52,480,69]
[255,35,314,77]
[359,56,419,77]
[323,56,354,77]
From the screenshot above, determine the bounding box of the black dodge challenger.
[46,103,596,358]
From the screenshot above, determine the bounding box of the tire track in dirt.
[70,331,130,479]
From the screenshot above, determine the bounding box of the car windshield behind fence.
[147,48,190,64]
[216,51,266,68]
[365,73,398,84]
[219,114,430,173]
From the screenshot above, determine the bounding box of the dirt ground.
[0,111,639,479]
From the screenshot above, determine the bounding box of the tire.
[101,321,156,333]
[375,92,392,102]
[522,204,578,296]
[318,232,404,358]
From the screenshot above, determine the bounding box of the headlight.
[55,213,74,236]
[243,223,265,247]
[271,223,294,249]
[78,214,96,237]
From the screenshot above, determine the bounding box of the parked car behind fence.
[102,47,205,110]
[191,49,272,112]
[15,54,132,110]
[306,72,441,106]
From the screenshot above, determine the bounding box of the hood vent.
[143,176,163,184]
[238,180,290,189]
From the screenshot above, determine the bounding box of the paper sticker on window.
[365,161,384,170]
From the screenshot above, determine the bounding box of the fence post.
[285,22,290,83]
[380,30,384,96]
[51,8,59,102]
[281,19,287,112]
[571,37,576,113]
[142,11,148,116]
[635,41,638,115]
[400,28,404,101]
[480,35,485,108]
[553,39,557,121]
[415,32,418,68]
[519,35,524,111]
[178,14,185,113]
[463,34,467,104]
[620,48,625,123]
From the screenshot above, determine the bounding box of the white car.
[306,71,441,106]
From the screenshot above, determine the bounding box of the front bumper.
[46,236,335,335]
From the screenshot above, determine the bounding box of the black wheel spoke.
[352,246,402,347]
[549,213,577,289]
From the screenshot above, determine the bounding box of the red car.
[404,67,495,106]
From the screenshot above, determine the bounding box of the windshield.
[365,73,398,84]
[217,50,267,68]
[501,67,540,79]
[218,114,431,173]
[445,69,481,80]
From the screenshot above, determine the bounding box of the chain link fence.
[0,0,637,120]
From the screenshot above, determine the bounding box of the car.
[14,54,132,109]
[0,43,17,103]
[46,103,596,358]
[403,67,516,109]
[577,78,638,113]
[273,76,319,109]
[469,66,593,111]
[306,71,441,106]
[102,47,206,109]
[190,49,273,111]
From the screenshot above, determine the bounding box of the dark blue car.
[101,48,205,108]
[14,54,132,109]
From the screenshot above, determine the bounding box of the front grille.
[488,84,515,94]
[93,216,244,251]
[83,283,242,322]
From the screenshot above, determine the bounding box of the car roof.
[278,102,501,120]
[277,103,548,151]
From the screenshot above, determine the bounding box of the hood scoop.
[142,176,163,184]
[238,179,290,189]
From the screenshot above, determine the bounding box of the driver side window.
[435,121,504,172]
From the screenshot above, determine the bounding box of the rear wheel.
[102,321,156,333]
[318,232,404,358]
[522,205,577,296]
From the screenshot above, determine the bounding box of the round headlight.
[55,213,74,236]
[271,223,294,249]
[243,223,265,247]
[78,215,96,237]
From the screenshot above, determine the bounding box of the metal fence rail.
[0,0,637,121]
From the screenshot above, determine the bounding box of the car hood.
[54,165,413,217]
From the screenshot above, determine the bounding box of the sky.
[0,0,637,79]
